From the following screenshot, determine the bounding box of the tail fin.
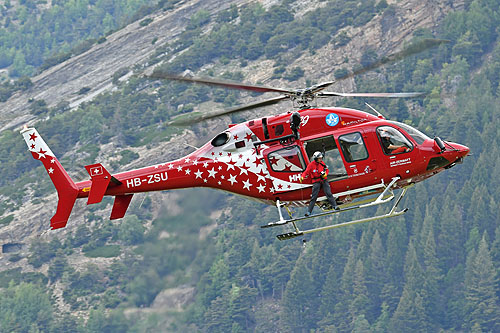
[21,126,78,229]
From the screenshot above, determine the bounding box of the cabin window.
[235,140,245,149]
[211,132,230,147]
[377,126,413,155]
[268,146,306,172]
[304,135,347,179]
[274,124,284,136]
[338,132,369,162]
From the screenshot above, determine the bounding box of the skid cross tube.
[275,187,409,240]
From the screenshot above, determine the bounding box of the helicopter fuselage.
[74,107,469,208]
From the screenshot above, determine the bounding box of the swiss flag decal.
[90,166,103,176]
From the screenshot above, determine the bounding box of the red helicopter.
[21,39,469,240]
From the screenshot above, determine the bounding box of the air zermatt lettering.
[126,172,168,188]
[390,158,411,167]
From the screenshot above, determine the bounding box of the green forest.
[0,0,499,331]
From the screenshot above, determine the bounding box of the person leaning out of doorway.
[300,151,339,216]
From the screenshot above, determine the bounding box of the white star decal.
[218,181,221,185]
[227,162,235,171]
[177,166,183,172]
[50,159,55,164]
[48,167,54,174]
[228,174,237,185]
[257,184,266,193]
[203,178,208,183]
[218,165,222,171]
[270,188,275,193]
[207,168,217,178]
[185,157,191,163]
[194,170,203,179]
[168,164,174,169]
[239,167,248,175]
[154,165,159,169]
[256,173,266,183]
[185,168,191,175]
[193,159,199,165]
[203,162,209,168]
[242,179,252,191]
[220,175,225,180]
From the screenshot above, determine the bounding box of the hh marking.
[289,174,301,182]
[126,172,168,188]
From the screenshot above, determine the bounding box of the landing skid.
[262,177,410,240]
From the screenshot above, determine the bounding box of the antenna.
[365,102,385,119]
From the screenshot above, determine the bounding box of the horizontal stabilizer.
[85,163,112,205]
[110,194,134,220]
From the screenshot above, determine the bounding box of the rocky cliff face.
[0,0,461,317]
[0,0,251,132]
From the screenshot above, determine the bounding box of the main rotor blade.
[318,92,425,98]
[337,38,450,82]
[168,95,289,126]
[309,38,450,93]
[149,71,294,94]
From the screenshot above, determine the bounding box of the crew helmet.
[313,151,323,161]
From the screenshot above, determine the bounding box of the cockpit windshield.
[389,121,431,145]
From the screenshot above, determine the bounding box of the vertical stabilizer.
[21,127,78,229]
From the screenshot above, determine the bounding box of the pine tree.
[389,289,427,332]
[205,296,232,333]
[382,222,407,311]
[491,224,500,298]
[464,235,500,331]
[333,245,357,331]
[352,314,371,333]
[468,185,490,232]
[350,260,370,322]
[421,225,443,329]
[389,240,428,332]
[280,250,316,331]
[229,285,258,330]
[318,262,340,320]
[364,230,387,323]
[437,202,465,269]
[270,254,292,298]
[372,302,390,333]
[442,264,466,330]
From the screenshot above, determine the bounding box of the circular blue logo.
[326,113,340,127]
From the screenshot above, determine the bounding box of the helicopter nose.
[453,143,470,158]
[444,142,470,163]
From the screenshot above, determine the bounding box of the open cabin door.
[303,135,348,181]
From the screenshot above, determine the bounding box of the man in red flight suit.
[300,151,339,216]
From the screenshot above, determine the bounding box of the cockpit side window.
[377,126,413,155]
